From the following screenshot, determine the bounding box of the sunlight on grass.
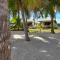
[29,28,51,33]
[55,29,60,33]
[29,28,60,33]
[29,29,40,32]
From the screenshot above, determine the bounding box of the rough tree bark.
[22,10,30,41]
[51,17,55,34]
[0,0,11,60]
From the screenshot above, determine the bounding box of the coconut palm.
[40,0,60,33]
[8,0,30,41]
[18,0,42,41]
[8,0,17,17]
[11,0,42,41]
[8,0,21,30]
[0,0,11,60]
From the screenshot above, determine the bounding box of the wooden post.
[0,0,11,60]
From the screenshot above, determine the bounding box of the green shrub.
[36,23,44,29]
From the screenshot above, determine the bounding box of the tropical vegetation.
[8,0,60,41]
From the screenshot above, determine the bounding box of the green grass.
[29,28,60,33]
[29,29,41,32]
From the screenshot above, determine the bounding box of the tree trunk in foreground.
[0,16,11,60]
[22,11,30,41]
[51,17,55,34]
[0,0,11,60]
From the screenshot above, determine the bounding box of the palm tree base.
[25,37,30,41]
[51,31,55,34]
[51,28,55,34]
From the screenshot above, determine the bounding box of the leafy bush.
[9,16,24,31]
[36,23,44,29]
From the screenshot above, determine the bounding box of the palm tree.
[8,0,17,17]
[40,0,60,33]
[8,0,21,30]
[39,0,56,33]
[8,0,42,41]
[0,0,11,60]
[18,0,42,41]
[8,0,30,41]
[18,0,30,41]
[48,0,56,33]
[12,0,39,41]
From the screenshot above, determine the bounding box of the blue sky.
[30,11,60,23]
[56,12,60,23]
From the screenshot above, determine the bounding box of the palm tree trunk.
[0,16,11,60]
[17,0,20,30]
[18,11,20,30]
[21,10,30,41]
[51,17,55,34]
[33,19,35,26]
[0,0,11,60]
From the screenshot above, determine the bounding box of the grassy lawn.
[28,29,41,32]
[29,28,60,33]
[55,29,60,33]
